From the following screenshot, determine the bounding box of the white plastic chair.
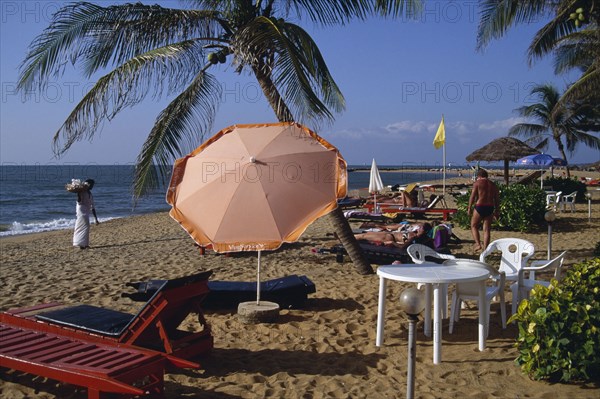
[560,191,577,212]
[407,244,456,318]
[407,243,455,264]
[446,259,506,337]
[510,251,567,314]
[479,238,535,283]
[546,191,562,211]
[479,238,535,313]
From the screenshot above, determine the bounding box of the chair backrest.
[522,251,568,284]
[563,191,577,202]
[407,243,455,264]
[443,259,504,295]
[479,238,535,278]
[548,251,567,281]
[554,191,563,203]
[426,195,441,209]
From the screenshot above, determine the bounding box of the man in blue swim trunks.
[468,169,500,252]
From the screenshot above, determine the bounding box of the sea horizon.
[2,159,585,237]
[0,164,467,237]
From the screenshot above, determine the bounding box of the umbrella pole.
[373,193,377,213]
[256,250,261,305]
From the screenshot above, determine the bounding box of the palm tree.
[17,0,422,275]
[477,0,600,104]
[508,83,600,177]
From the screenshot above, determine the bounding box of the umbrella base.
[237,301,280,324]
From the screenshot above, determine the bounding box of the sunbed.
[515,170,542,185]
[0,271,213,368]
[343,210,401,223]
[0,323,165,398]
[364,195,457,221]
[337,196,364,209]
[123,274,316,310]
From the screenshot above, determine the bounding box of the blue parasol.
[516,154,567,167]
[516,154,567,188]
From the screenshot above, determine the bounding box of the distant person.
[73,179,99,249]
[468,169,499,252]
[399,184,418,207]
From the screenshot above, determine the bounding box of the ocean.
[0,164,457,236]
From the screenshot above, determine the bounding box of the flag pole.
[442,114,446,198]
[433,114,446,198]
[441,114,446,197]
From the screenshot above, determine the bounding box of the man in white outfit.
[73,179,99,249]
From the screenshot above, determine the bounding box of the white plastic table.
[376,262,491,364]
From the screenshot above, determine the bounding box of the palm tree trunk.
[252,63,374,275]
[555,139,571,178]
[327,206,373,274]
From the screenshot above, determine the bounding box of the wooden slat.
[0,323,164,397]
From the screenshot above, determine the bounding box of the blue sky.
[1,0,598,167]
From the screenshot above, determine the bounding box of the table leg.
[423,284,432,337]
[433,284,441,364]
[376,276,387,347]
[441,284,448,319]
[478,281,486,351]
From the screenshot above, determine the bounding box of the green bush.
[509,258,600,382]
[595,242,600,257]
[453,184,546,232]
[543,176,587,202]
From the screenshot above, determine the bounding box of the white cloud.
[478,117,526,131]
[328,117,529,145]
[384,121,436,133]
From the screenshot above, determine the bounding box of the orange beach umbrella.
[167,122,347,254]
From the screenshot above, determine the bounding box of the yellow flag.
[433,116,445,149]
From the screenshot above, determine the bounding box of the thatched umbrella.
[466,137,538,185]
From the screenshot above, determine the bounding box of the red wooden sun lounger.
[0,271,213,369]
[0,323,165,398]
[364,204,457,221]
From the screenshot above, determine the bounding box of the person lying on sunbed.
[354,222,433,249]
[365,185,421,207]
[359,220,444,233]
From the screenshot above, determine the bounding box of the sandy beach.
[1,174,599,398]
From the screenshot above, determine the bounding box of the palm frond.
[19,2,105,92]
[232,16,345,125]
[509,123,547,138]
[134,72,222,198]
[52,41,205,155]
[19,2,221,92]
[560,64,600,106]
[527,7,577,63]
[373,0,423,18]
[271,20,346,121]
[564,130,600,151]
[553,30,597,74]
[187,0,423,24]
[81,5,222,75]
[477,0,552,50]
[516,102,552,122]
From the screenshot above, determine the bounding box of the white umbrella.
[369,158,384,212]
